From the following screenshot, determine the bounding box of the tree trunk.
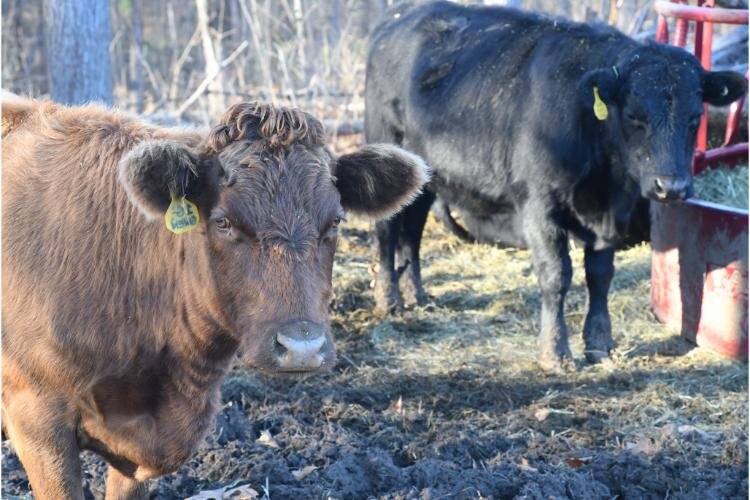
[195,0,224,118]
[132,0,144,113]
[43,0,113,105]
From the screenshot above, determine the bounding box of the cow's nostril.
[274,322,328,371]
[653,178,668,199]
[273,336,287,353]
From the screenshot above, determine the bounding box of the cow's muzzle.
[273,320,334,372]
[644,175,693,201]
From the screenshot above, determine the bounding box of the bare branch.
[175,41,249,117]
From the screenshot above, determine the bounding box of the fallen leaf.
[518,457,538,472]
[225,485,260,499]
[394,396,403,413]
[185,487,226,500]
[677,424,712,441]
[292,465,318,481]
[185,482,259,500]
[534,408,551,422]
[564,456,592,469]
[256,429,280,449]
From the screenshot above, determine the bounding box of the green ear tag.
[165,196,200,234]
[593,86,608,121]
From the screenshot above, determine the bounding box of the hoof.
[414,292,432,307]
[583,314,616,364]
[538,352,576,374]
[584,348,614,365]
[583,337,617,365]
[374,294,404,315]
[374,280,404,314]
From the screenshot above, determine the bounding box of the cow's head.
[119,102,429,375]
[578,44,746,201]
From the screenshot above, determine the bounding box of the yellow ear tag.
[165,196,200,234]
[593,86,608,121]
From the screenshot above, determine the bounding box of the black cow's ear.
[577,68,620,109]
[702,70,747,106]
[118,139,203,219]
[333,144,431,219]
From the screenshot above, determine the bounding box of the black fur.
[365,1,747,369]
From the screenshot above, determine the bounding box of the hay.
[330,214,747,468]
[693,164,748,209]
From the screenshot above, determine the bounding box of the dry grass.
[331,213,748,467]
[694,164,749,209]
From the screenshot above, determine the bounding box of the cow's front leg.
[105,466,148,500]
[523,212,574,372]
[583,245,617,363]
[374,216,404,312]
[3,385,84,500]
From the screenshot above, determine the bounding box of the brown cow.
[1,98,430,499]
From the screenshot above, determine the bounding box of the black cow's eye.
[626,112,647,128]
[215,217,231,231]
[322,216,345,242]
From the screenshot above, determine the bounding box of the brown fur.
[2,98,429,499]
[206,101,325,151]
[333,144,431,219]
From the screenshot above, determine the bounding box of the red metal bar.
[692,142,749,175]
[700,1,714,70]
[656,14,670,42]
[672,0,689,47]
[654,0,749,24]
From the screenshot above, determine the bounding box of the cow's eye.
[322,216,344,241]
[215,217,231,231]
[626,112,647,129]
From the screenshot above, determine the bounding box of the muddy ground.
[2,213,748,499]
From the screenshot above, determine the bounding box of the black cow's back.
[366,1,636,205]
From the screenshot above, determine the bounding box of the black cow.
[431,197,652,249]
[365,1,747,371]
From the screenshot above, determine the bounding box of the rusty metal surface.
[651,146,749,361]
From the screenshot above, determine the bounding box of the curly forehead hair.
[205,102,326,152]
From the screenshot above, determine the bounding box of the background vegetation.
[6,0,744,129]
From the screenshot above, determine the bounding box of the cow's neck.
[159,233,241,398]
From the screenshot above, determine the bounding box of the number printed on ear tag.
[593,86,608,121]
[165,196,200,234]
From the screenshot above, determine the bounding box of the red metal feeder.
[650,0,749,361]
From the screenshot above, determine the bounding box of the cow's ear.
[118,139,204,219]
[702,70,747,106]
[333,144,431,219]
[578,68,620,109]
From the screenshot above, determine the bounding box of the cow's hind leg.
[374,216,404,312]
[523,209,574,372]
[583,246,617,363]
[398,190,436,306]
[105,466,148,500]
[3,385,84,500]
